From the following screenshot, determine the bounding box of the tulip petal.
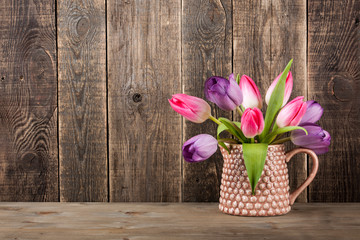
[241,107,264,138]
[265,71,293,107]
[227,76,243,106]
[229,73,235,82]
[290,123,331,155]
[205,76,243,111]
[311,146,329,155]
[169,94,211,123]
[291,134,324,146]
[300,100,324,124]
[288,101,307,126]
[168,99,199,122]
[276,96,307,128]
[182,134,218,162]
[239,75,262,109]
[292,123,322,137]
[242,117,258,138]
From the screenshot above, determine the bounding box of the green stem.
[209,115,221,125]
[236,106,243,117]
[272,137,291,144]
[272,124,279,133]
[251,138,255,143]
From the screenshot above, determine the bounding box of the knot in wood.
[76,17,90,37]
[331,75,354,102]
[132,93,142,103]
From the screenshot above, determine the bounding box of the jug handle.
[285,148,319,205]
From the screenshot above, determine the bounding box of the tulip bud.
[291,123,331,154]
[169,94,211,123]
[299,100,323,124]
[265,71,293,107]
[182,134,218,162]
[276,96,307,128]
[241,107,264,138]
[239,75,262,109]
[204,74,243,111]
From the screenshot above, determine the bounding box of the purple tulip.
[182,134,218,162]
[204,74,243,111]
[291,123,331,154]
[299,100,324,124]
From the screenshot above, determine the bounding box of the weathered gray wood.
[0,0,58,201]
[182,0,233,202]
[307,0,360,201]
[107,0,182,201]
[233,0,308,202]
[58,0,107,201]
[0,203,359,239]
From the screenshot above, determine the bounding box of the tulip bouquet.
[169,60,331,193]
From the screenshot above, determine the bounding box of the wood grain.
[58,0,107,201]
[0,203,359,239]
[307,0,360,201]
[182,0,233,202]
[233,0,308,202]
[0,0,58,201]
[107,0,182,201]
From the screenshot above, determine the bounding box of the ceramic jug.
[219,144,318,216]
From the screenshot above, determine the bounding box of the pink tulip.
[239,75,262,109]
[276,96,307,128]
[265,71,293,107]
[241,107,264,138]
[169,94,211,123]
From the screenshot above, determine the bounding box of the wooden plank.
[307,0,360,201]
[0,0,58,201]
[58,0,107,201]
[107,0,182,201]
[233,0,307,202]
[182,0,233,202]
[0,203,359,239]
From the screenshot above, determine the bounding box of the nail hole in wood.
[1,76,4,81]
[20,75,24,81]
[132,93,142,103]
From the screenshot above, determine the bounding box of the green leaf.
[218,141,230,154]
[217,122,241,137]
[218,118,245,143]
[233,122,248,142]
[233,121,241,129]
[217,123,228,138]
[236,74,240,84]
[259,59,293,141]
[263,126,308,144]
[243,143,268,195]
[217,122,247,143]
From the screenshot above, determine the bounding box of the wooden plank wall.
[107,0,182,202]
[307,0,360,202]
[0,0,358,202]
[182,0,232,202]
[0,0,58,201]
[58,0,108,201]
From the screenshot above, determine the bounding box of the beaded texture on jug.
[219,144,291,216]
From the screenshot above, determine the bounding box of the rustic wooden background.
[0,0,359,202]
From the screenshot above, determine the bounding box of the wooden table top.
[0,203,359,239]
